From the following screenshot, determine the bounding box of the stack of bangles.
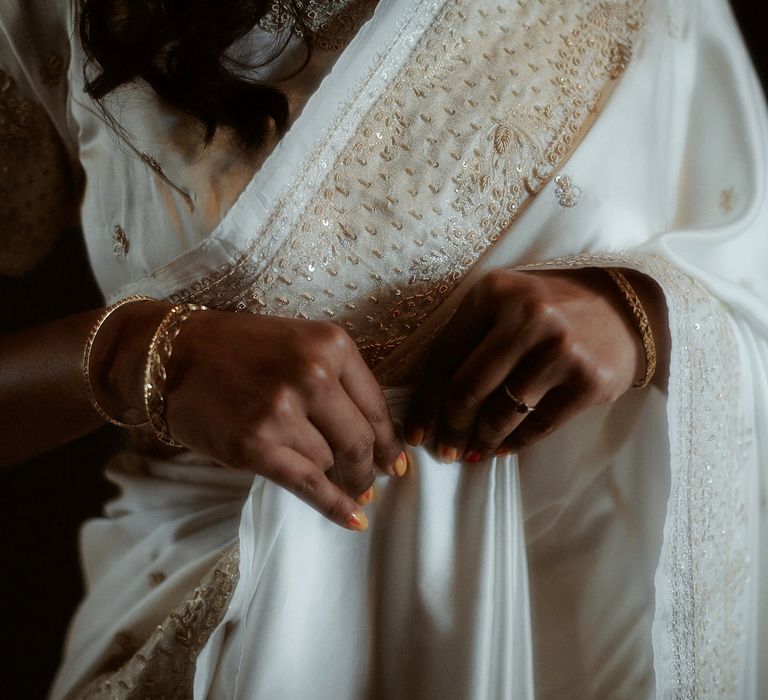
[82,296,208,448]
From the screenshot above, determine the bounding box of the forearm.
[0,301,169,466]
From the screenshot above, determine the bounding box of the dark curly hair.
[78,0,311,151]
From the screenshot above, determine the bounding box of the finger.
[405,300,493,448]
[339,351,405,477]
[498,385,590,454]
[501,353,611,453]
[434,324,535,456]
[264,446,371,531]
[464,345,567,459]
[307,382,377,499]
[289,418,335,472]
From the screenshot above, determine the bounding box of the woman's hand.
[404,267,668,462]
[107,309,406,530]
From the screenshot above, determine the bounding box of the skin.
[0,300,405,531]
[0,267,668,529]
[405,267,669,461]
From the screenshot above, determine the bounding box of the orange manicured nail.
[405,426,425,447]
[437,444,459,464]
[496,448,510,457]
[357,487,374,506]
[394,451,408,477]
[346,511,369,532]
[465,451,482,464]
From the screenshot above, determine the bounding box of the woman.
[1,0,766,697]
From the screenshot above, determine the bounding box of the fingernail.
[357,486,374,506]
[405,426,425,447]
[465,451,482,464]
[394,451,408,477]
[496,448,510,457]
[346,511,369,532]
[437,444,459,464]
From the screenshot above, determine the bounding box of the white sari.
[2,0,766,697]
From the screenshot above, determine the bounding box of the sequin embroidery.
[169,0,646,378]
[260,0,379,53]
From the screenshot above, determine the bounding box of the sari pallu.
[46,0,768,697]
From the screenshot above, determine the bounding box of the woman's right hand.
[113,308,407,530]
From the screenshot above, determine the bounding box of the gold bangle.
[605,268,657,388]
[83,295,155,428]
[143,303,206,448]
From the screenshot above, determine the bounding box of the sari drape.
[2,0,766,697]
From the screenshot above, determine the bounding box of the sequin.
[0,67,75,276]
[719,187,736,214]
[517,252,749,697]
[259,0,378,53]
[553,174,582,208]
[170,0,645,376]
[112,225,130,258]
[78,546,239,699]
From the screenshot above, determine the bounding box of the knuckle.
[314,321,352,352]
[341,469,375,495]
[477,269,512,303]
[377,440,402,469]
[294,470,324,500]
[446,382,483,414]
[592,366,619,402]
[486,409,512,434]
[570,353,600,388]
[534,302,568,333]
[478,414,510,442]
[299,360,335,393]
[268,385,297,419]
[340,430,375,464]
[367,395,391,425]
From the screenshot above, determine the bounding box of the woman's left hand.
[404,267,667,462]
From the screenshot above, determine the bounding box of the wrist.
[88,299,172,424]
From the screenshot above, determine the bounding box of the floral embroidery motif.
[169,0,645,378]
[719,187,736,214]
[0,69,33,144]
[113,225,130,258]
[553,175,583,208]
[78,545,239,699]
[148,571,167,587]
[260,0,378,53]
[0,68,73,276]
[40,54,66,86]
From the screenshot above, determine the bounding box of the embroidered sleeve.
[0,0,80,277]
[0,66,79,277]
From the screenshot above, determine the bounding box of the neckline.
[110,0,444,303]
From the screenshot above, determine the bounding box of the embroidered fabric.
[0,67,75,276]
[517,252,749,698]
[259,0,379,53]
[169,0,645,377]
[76,545,240,700]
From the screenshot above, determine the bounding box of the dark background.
[1,4,766,698]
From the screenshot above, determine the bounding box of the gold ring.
[503,383,536,414]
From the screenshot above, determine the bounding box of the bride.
[1,0,766,697]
